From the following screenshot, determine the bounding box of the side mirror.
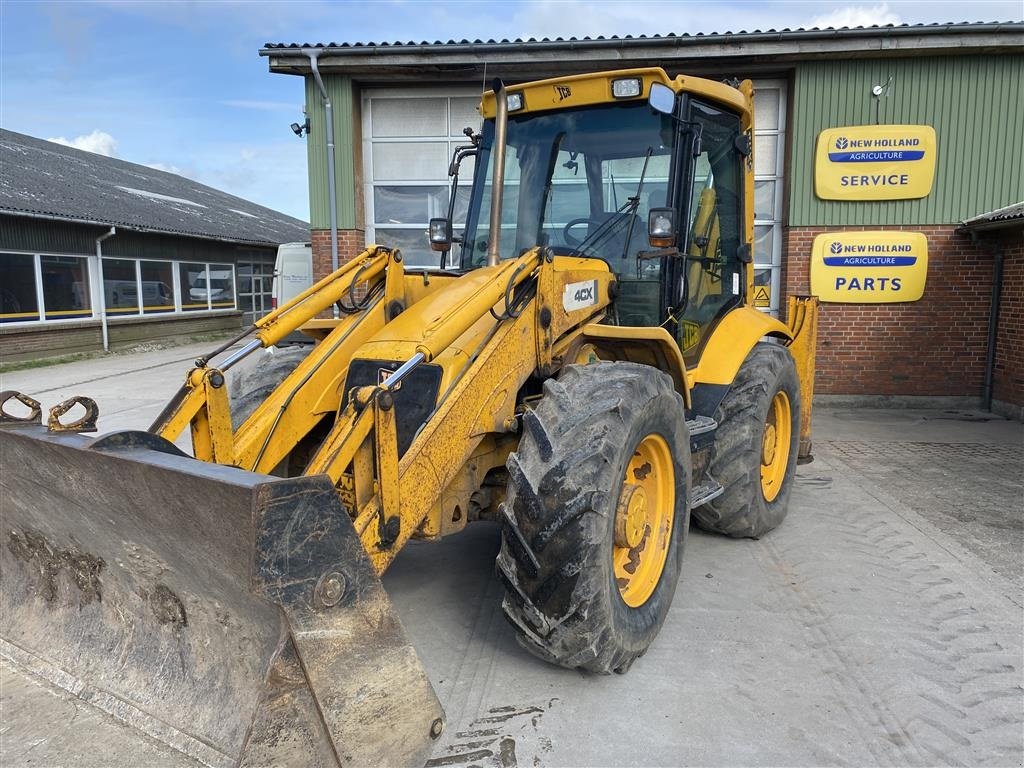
[648,208,676,248]
[648,83,676,115]
[428,218,452,252]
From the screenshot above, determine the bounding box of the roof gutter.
[260,23,1024,69]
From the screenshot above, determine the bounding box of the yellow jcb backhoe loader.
[0,68,818,767]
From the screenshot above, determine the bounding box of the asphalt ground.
[2,341,1022,767]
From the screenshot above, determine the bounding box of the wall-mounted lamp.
[871,76,893,124]
[290,117,311,137]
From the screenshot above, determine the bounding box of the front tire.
[497,362,691,674]
[693,342,801,538]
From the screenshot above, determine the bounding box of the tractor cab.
[435,69,753,364]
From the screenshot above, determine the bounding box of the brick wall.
[0,313,244,364]
[311,228,366,279]
[782,225,996,397]
[993,235,1023,408]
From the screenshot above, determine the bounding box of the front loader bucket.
[0,426,443,767]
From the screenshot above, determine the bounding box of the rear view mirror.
[648,83,676,115]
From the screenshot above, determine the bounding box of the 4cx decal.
[562,280,599,312]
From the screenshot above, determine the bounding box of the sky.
[1,0,1020,222]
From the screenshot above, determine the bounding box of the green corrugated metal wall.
[305,75,357,230]
[789,55,1024,226]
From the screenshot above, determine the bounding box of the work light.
[612,78,642,98]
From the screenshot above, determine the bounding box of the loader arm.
[150,247,396,469]
[303,250,616,573]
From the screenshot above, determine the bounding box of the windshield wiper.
[570,147,654,262]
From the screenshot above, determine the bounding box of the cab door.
[673,99,749,363]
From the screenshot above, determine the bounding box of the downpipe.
[305,48,340,318]
[94,227,116,351]
[983,245,1004,412]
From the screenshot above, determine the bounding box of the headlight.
[612,78,642,98]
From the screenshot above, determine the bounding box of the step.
[686,415,717,436]
[690,479,724,508]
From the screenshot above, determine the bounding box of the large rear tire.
[693,342,800,538]
[229,345,310,430]
[497,362,691,674]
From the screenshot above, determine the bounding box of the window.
[179,262,234,312]
[0,251,242,325]
[459,101,674,274]
[363,90,482,267]
[236,257,274,321]
[0,253,40,322]
[41,256,91,320]
[752,81,787,315]
[180,262,206,311]
[140,261,175,314]
[103,258,140,315]
[677,99,746,360]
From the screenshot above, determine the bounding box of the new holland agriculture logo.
[815,125,936,201]
[811,232,928,303]
[823,238,918,267]
[828,135,926,163]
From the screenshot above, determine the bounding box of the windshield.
[457,101,676,269]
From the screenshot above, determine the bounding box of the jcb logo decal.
[562,280,599,312]
[555,85,572,102]
[680,321,700,351]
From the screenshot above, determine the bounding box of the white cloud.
[811,3,902,28]
[144,161,186,176]
[47,129,118,157]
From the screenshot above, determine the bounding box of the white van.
[272,242,313,310]
[189,270,234,305]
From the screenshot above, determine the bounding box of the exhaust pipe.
[487,79,508,268]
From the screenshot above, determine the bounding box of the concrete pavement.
[1,346,1021,767]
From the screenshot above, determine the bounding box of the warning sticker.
[753,285,771,308]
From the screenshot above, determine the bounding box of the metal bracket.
[47,396,99,433]
[0,391,42,427]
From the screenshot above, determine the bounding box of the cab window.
[677,100,746,360]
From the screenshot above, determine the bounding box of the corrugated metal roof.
[262,21,1023,52]
[961,201,1024,229]
[0,130,310,247]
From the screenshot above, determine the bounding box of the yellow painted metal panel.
[479,67,749,119]
[810,231,928,303]
[689,306,792,386]
[814,125,937,200]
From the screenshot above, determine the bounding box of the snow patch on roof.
[230,208,259,218]
[117,186,208,208]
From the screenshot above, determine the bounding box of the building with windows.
[260,22,1023,417]
[0,129,309,362]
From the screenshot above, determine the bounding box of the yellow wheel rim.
[760,390,792,503]
[613,434,675,608]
